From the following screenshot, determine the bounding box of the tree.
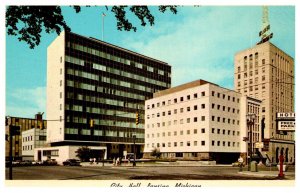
[75,146,91,162]
[6,5,177,49]
[150,147,161,159]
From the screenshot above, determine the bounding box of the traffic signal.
[89,119,94,127]
[135,112,139,125]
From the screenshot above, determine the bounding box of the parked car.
[43,159,58,166]
[63,159,81,166]
[20,160,32,166]
[32,160,43,165]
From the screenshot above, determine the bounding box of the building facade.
[5,116,47,161]
[144,80,261,164]
[21,128,47,160]
[46,31,171,161]
[234,42,295,164]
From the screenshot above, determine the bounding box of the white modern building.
[22,128,47,160]
[144,80,261,164]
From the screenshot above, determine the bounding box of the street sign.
[255,142,264,148]
[276,112,295,131]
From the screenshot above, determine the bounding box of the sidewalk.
[238,169,295,180]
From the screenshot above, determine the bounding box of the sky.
[4,5,295,119]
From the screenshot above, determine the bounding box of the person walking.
[238,155,244,172]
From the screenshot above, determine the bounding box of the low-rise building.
[21,128,47,160]
[144,79,261,164]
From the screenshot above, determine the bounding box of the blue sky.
[5,5,295,118]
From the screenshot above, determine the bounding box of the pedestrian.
[113,157,116,166]
[116,157,120,166]
[93,157,96,164]
[89,158,93,165]
[238,155,244,172]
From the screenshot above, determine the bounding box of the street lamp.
[133,132,136,167]
[246,113,256,171]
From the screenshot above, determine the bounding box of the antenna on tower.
[257,6,273,45]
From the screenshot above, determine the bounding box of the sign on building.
[276,112,295,131]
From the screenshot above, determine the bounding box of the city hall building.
[234,42,295,164]
[143,79,261,164]
[42,31,171,163]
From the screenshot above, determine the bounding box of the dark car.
[63,159,81,166]
[43,159,58,166]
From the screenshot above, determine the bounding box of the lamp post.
[133,132,136,167]
[246,113,256,171]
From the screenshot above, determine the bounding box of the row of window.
[147,128,203,138]
[23,145,33,151]
[66,105,143,119]
[148,91,239,110]
[147,140,240,148]
[66,65,164,93]
[147,116,206,128]
[66,80,146,100]
[68,42,171,78]
[237,73,266,81]
[23,136,33,142]
[147,128,240,138]
[211,128,240,136]
[211,116,240,125]
[65,128,144,138]
[67,116,144,129]
[66,55,169,88]
[66,92,142,110]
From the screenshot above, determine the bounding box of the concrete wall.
[47,31,65,143]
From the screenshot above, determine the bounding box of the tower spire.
[257,6,273,45]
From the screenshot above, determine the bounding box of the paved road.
[5,165,294,180]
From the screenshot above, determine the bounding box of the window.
[212,128,215,133]
[212,141,215,146]
[262,59,265,65]
[194,93,198,98]
[212,103,215,109]
[187,130,190,135]
[194,141,198,146]
[217,141,220,146]
[187,95,190,100]
[223,129,225,134]
[187,107,190,111]
[201,128,205,133]
[187,118,190,123]
[174,98,177,103]
[180,130,183,135]
[180,108,184,113]
[174,131,177,136]
[201,116,205,121]
[201,91,205,96]
[217,129,220,134]
[174,109,177,114]
[201,141,205,146]
[60,92,62,98]
[212,91,215,96]
[194,105,198,110]
[223,141,225,146]
[174,142,177,147]
[180,97,184,102]
[194,117,198,122]
[187,141,191,146]
[201,104,205,109]
[194,129,197,134]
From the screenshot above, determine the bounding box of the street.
[5,164,295,180]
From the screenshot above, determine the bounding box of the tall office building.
[144,79,261,164]
[234,42,295,163]
[46,31,171,162]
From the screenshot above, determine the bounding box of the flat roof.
[69,32,170,66]
[153,79,217,98]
